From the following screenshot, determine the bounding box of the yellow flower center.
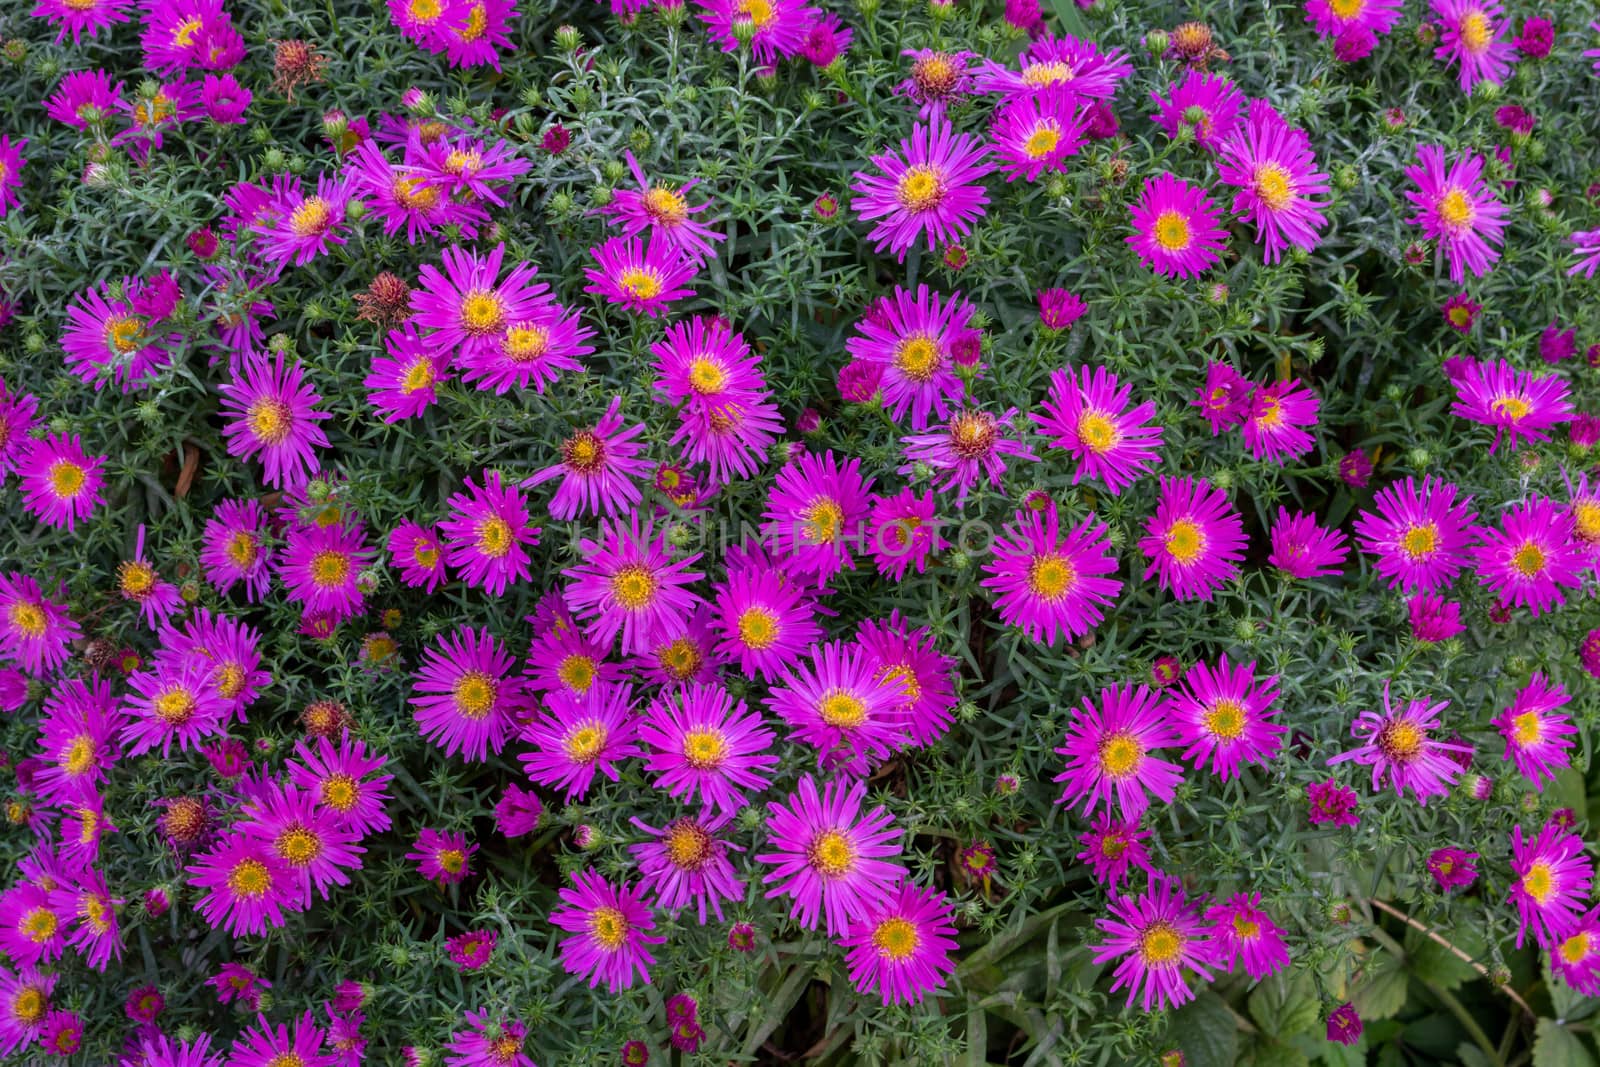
[453,671,497,719]
[808,829,855,877]
[401,357,435,394]
[228,859,271,899]
[9,601,46,637]
[1204,698,1247,740]
[20,907,58,943]
[322,774,358,812]
[1021,60,1075,86]
[277,826,322,867]
[893,335,941,382]
[688,357,727,394]
[119,560,157,598]
[290,197,333,238]
[682,728,728,769]
[1164,518,1205,564]
[455,2,487,41]
[248,399,293,445]
[1077,410,1118,453]
[1561,932,1591,964]
[409,0,442,18]
[896,165,945,212]
[1254,163,1295,211]
[665,820,713,869]
[106,314,146,354]
[1139,922,1184,964]
[436,848,466,874]
[1232,914,1260,940]
[1447,306,1473,327]
[155,688,196,725]
[1400,523,1438,560]
[1573,501,1600,543]
[736,0,775,26]
[872,917,921,960]
[1027,553,1077,600]
[413,538,438,569]
[644,186,689,225]
[1458,10,1491,53]
[618,267,663,301]
[392,176,442,210]
[502,323,551,362]
[225,531,258,568]
[461,290,507,335]
[1522,860,1555,904]
[477,516,513,558]
[804,498,843,543]
[1512,541,1546,577]
[611,564,658,610]
[589,905,629,949]
[13,988,45,1023]
[49,460,87,500]
[1023,122,1062,159]
[737,606,780,649]
[216,663,246,699]
[557,654,597,693]
[63,735,96,776]
[948,410,998,459]
[563,430,605,473]
[173,16,203,47]
[1491,395,1531,421]
[879,664,922,705]
[564,723,607,763]
[819,690,867,729]
[1511,710,1542,748]
[1153,210,1192,252]
[1377,719,1424,762]
[1437,188,1476,230]
[1329,0,1364,17]
[657,637,703,681]
[1098,731,1144,777]
[309,549,351,588]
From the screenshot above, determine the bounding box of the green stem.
[1423,979,1505,1067]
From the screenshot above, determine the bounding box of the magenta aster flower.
[1037,365,1164,496]
[386,520,447,593]
[279,521,373,624]
[1076,815,1155,887]
[0,136,22,219]
[32,0,133,43]
[187,834,301,937]
[1470,498,1586,617]
[411,627,527,763]
[115,525,181,631]
[771,640,906,777]
[1450,358,1572,452]
[1305,0,1403,41]
[366,324,450,422]
[1220,100,1330,262]
[494,783,542,839]
[1432,0,1517,93]
[413,243,548,359]
[1192,360,1254,433]
[1327,682,1469,805]
[839,881,959,1006]
[1169,655,1285,780]
[460,299,594,395]
[1151,70,1243,151]
[1038,287,1087,330]
[562,513,704,656]
[439,470,539,596]
[1552,908,1600,996]
[525,396,649,519]
[35,1012,84,1058]
[1126,173,1227,279]
[121,659,228,757]
[651,313,766,416]
[1409,592,1465,642]
[1241,377,1320,462]
[439,0,518,69]
[1139,476,1246,602]
[1207,893,1289,981]
[229,1012,329,1067]
[1569,228,1600,279]
[199,498,274,601]
[980,502,1121,645]
[1306,779,1360,826]
[518,684,643,801]
[1353,476,1479,592]
[896,49,979,116]
[1509,822,1591,949]
[849,114,995,262]
[1268,507,1348,579]
[17,433,104,532]
[976,32,1133,100]
[219,352,330,490]
[711,562,821,682]
[287,734,394,837]
[405,830,476,890]
[845,285,976,430]
[757,775,904,936]
[0,572,79,676]
[1490,672,1576,790]
[693,0,817,63]
[60,277,177,392]
[0,886,66,969]
[251,173,357,266]
[899,407,1036,502]
[866,487,947,581]
[1090,872,1215,1012]
[1054,682,1184,822]
[0,967,57,1055]
[1442,293,1482,332]
[600,150,725,260]
[446,1010,535,1067]
[989,86,1089,182]
[35,676,122,805]
[1427,847,1480,892]
[638,681,778,815]
[856,613,956,748]
[237,782,365,903]
[1403,145,1509,281]
[761,450,874,582]
[446,929,498,971]
[582,233,698,318]
[629,811,745,923]
[550,869,663,992]
[631,604,721,689]
[0,378,39,479]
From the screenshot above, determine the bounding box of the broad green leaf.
[1405,922,1485,991]
[1238,1035,1312,1067]
[1456,1043,1495,1067]
[1166,991,1240,1067]
[1534,1018,1597,1067]
[1352,952,1411,1021]
[1250,970,1321,1039]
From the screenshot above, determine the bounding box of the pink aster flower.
[1054,682,1184,822]
[896,49,979,117]
[1570,228,1600,279]
[550,869,663,992]
[1076,814,1155,887]
[1442,293,1481,332]
[1090,872,1215,1012]
[0,886,65,969]
[1409,593,1465,642]
[1207,893,1289,981]
[1139,476,1246,602]
[980,502,1121,645]
[1305,0,1403,41]
[219,352,331,490]
[279,521,373,624]
[0,379,39,479]
[1450,358,1572,452]
[1220,100,1331,262]
[413,243,548,359]
[849,114,995,263]
[1428,848,1480,892]
[839,882,959,1006]
[989,87,1089,182]
[35,1012,85,1058]
[1470,498,1586,617]
[1169,655,1285,780]
[1307,779,1360,826]
[1353,476,1479,592]
[250,173,357,266]
[46,70,124,131]
[446,930,498,972]
[1327,682,1469,805]
[976,32,1133,101]
[387,520,447,593]
[1268,507,1348,579]
[1490,672,1576,790]
[229,1012,330,1067]
[17,433,105,532]
[121,659,228,757]
[0,967,58,1055]
[200,72,250,123]
[771,640,906,777]
[366,324,450,422]
[519,684,643,801]
[460,299,594,395]
[1431,0,1517,94]
[1037,365,1164,496]
[1509,822,1591,948]
[845,285,976,430]
[237,782,365,903]
[562,513,704,656]
[494,783,542,839]
[60,276,181,392]
[638,682,778,815]
[761,450,874,582]
[1192,361,1254,433]
[411,627,527,763]
[711,562,821,682]
[694,0,817,63]
[866,488,947,581]
[1126,173,1227,279]
[35,676,123,805]
[187,834,301,937]
[1038,287,1087,330]
[629,811,745,923]
[32,0,133,43]
[407,828,476,886]
[856,613,957,747]
[1403,145,1509,281]
[1552,907,1600,996]
[583,233,698,318]
[116,525,181,630]
[1242,377,1320,462]
[446,1010,534,1067]
[525,396,649,519]
[438,470,539,596]
[1150,70,1243,152]
[756,775,904,936]
[0,572,80,676]
[0,136,21,219]
[600,150,724,260]
[199,499,274,601]
[440,0,518,70]
[899,407,1037,503]
[286,734,394,837]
